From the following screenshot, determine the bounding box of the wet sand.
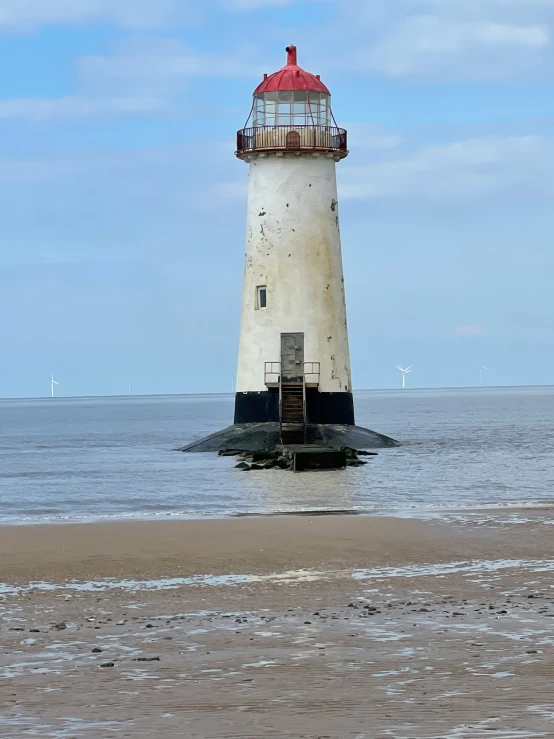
[2,512,554,738]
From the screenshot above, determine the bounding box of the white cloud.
[362,16,549,78]
[340,134,554,200]
[0,38,264,121]
[0,0,182,31]
[79,38,263,97]
[3,130,552,211]
[454,325,486,336]
[214,182,249,198]
[327,0,554,80]
[0,96,165,120]
[345,124,403,152]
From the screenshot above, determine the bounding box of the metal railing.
[237,125,348,157]
[303,362,321,386]
[264,362,281,386]
[302,375,307,444]
[264,361,320,386]
[279,373,283,442]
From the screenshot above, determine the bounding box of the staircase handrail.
[279,372,283,442]
[302,374,307,444]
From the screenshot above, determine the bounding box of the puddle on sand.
[0,716,125,737]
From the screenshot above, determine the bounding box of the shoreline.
[2,510,554,585]
[1,499,554,529]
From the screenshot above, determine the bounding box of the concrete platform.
[178,423,399,453]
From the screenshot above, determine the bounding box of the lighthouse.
[234,45,353,441]
[182,46,396,453]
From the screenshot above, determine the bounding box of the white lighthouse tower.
[234,46,353,442]
[182,46,396,453]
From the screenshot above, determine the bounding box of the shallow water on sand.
[1,386,553,523]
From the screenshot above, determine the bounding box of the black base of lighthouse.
[233,390,355,426]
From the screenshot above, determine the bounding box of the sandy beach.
[2,512,554,738]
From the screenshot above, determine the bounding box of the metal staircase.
[279,378,306,445]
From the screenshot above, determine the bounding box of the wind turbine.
[479,366,488,387]
[395,365,413,389]
[50,373,60,398]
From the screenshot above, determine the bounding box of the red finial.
[286,45,297,66]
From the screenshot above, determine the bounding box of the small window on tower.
[256,286,267,309]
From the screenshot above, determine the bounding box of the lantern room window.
[253,91,331,127]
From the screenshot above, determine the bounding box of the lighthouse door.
[281,333,304,380]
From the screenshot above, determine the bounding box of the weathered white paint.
[236,151,352,394]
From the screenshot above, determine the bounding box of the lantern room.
[253,90,331,128]
[236,45,348,160]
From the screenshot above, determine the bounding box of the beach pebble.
[92,648,103,653]
[134,657,161,662]
[100,662,115,668]
[54,622,67,630]
[9,627,24,632]
[29,629,40,633]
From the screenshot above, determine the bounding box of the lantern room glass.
[253,91,331,127]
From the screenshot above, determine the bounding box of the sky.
[1,0,554,397]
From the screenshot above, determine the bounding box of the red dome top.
[254,46,330,96]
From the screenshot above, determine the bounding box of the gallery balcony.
[236,125,348,159]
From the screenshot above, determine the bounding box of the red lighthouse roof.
[254,46,330,96]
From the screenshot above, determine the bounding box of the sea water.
[1,386,553,524]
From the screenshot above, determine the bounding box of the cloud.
[340,135,554,201]
[0,38,264,121]
[345,124,404,152]
[79,38,264,97]
[214,182,249,198]
[454,325,486,336]
[0,0,183,31]
[326,0,554,81]
[363,16,549,79]
[0,96,165,121]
